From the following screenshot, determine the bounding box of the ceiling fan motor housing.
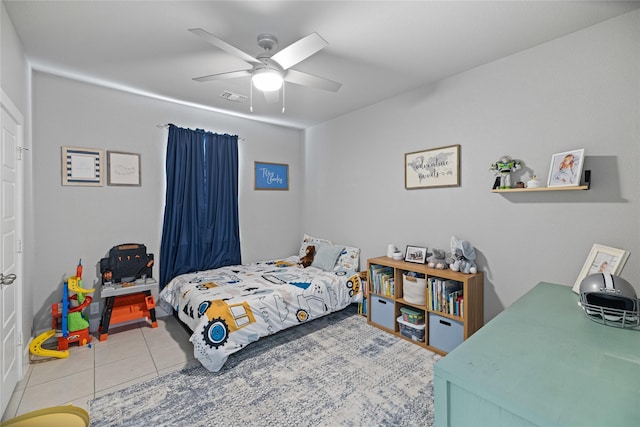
[257,33,278,52]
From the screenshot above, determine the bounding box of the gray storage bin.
[370,295,395,330]
[429,312,463,352]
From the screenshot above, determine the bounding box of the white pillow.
[298,234,332,258]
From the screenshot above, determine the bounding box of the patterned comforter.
[159,256,362,372]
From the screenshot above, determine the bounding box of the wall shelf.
[491,185,589,193]
[491,170,591,193]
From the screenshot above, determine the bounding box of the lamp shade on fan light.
[252,68,283,91]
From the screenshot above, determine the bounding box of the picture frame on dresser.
[572,243,630,293]
[404,245,427,264]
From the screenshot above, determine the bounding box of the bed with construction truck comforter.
[159,255,362,372]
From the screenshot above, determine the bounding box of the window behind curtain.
[159,124,240,289]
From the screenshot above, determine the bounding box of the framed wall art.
[61,146,104,186]
[255,161,288,190]
[572,244,630,293]
[107,151,141,186]
[404,245,427,264]
[547,148,584,187]
[405,144,460,189]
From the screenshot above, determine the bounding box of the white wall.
[31,72,303,333]
[0,2,28,112]
[304,10,640,322]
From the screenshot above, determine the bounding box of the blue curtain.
[160,125,240,289]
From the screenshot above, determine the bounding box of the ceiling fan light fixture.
[252,68,283,92]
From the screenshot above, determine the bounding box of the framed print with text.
[255,161,288,190]
[405,144,460,189]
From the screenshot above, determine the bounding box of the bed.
[158,235,362,372]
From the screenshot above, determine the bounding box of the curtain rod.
[156,124,244,141]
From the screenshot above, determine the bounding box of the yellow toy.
[29,329,68,359]
[67,275,94,294]
[30,260,95,360]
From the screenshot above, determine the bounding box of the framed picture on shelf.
[547,148,584,187]
[61,146,104,186]
[107,151,141,186]
[404,245,427,264]
[405,144,460,189]
[572,244,630,293]
[255,161,289,190]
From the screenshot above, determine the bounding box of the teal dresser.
[434,282,640,427]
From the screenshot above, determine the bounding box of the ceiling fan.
[189,28,342,109]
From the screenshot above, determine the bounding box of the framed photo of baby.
[547,148,584,187]
[572,244,630,293]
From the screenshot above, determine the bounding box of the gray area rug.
[90,306,440,426]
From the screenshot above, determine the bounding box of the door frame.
[1,88,26,409]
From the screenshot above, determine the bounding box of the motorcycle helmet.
[579,273,639,328]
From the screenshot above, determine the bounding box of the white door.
[0,92,24,416]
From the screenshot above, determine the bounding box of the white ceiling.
[5,1,640,129]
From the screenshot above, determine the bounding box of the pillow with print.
[298,234,332,258]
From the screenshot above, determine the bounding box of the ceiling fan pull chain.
[250,80,254,113]
[282,82,286,114]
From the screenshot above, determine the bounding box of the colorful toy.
[449,236,478,274]
[490,155,522,189]
[30,259,95,360]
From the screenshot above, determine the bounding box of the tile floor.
[1,315,200,422]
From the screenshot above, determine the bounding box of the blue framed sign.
[255,161,289,190]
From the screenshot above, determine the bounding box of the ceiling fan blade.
[262,89,280,104]
[189,28,261,65]
[193,70,252,83]
[284,69,342,92]
[271,33,328,70]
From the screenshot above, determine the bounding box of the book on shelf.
[369,265,394,296]
[358,297,368,315]
[358,275,369,316]
[427,277,463,316]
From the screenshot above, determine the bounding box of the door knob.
[0,273,16,285]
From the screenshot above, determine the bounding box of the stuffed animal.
[449,236,478,274]
[299,245,316,268]
[427,249,449,270]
